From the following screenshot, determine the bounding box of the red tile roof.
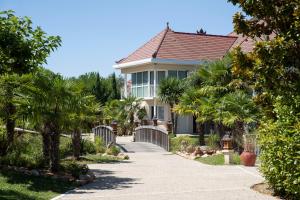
[228,32,276,52]
[117,27,237,64]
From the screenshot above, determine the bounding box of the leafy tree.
[228,0,300,197]
[158,77,185,134]
[0,10,61,153]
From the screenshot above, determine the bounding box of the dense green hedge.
[259,122,300,199]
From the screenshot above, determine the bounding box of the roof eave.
[113,58,203,69]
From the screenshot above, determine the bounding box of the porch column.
[153,69,157,117]
[124,73,127,98]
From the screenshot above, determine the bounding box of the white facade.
[114,60,199,134]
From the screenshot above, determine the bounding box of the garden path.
[56,136,275,200]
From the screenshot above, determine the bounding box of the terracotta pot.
[240,151,256,166]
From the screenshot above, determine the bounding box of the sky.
[0,0,241,78]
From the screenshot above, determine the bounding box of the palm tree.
[158,77,185,134]
[175,55,258,148]
[24,69,71,172]
[67,82,99,160]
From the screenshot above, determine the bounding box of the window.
[157,71,166,84]
[178,71,188,79]
[167,70,188,79]
[131,71,149,97]
[168,70,177,78]
[150,106,165,121]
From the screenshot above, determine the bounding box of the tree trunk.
[170,104,175,135]
[6,102,16,149]
[72,128,81,160]
[49,124,60,172]
[197,122,205,145]
[41,126,51,167]
[174,113,178,135]
[232,120,245,153]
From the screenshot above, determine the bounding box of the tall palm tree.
[158,77,185,134]
[24,69,71,172]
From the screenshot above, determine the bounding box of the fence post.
[166,120,172,135]
[152,116,158,126]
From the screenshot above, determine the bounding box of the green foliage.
[0,133,44,169]
[228,0,300,198]
[60,160,88,178]
[170,136,199,152]
[80,139,96,155]
[259,121,300,198]
[105,145,120,156]
[78,154,121,164]
[207,133,220,150]
[94,137,106,153]
[158,77,186,133]
[0,10,61,75]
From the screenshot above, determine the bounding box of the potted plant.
[240,134,257,166]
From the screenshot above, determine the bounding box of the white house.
[113,25,237,134]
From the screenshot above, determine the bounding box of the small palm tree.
[158,77,185,134]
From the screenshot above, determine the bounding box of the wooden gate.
[135,125,170,151]
[92,125,116,146]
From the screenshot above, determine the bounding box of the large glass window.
[131,71,149,97]
[167,70,188,79]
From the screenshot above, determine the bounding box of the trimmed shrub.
[259,121,300,199]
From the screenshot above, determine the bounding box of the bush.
[94,137,106,153]
[106,145,120,156]
[80,139,96,155]
[0,133,44,169]
[259,121,300,199]
[170,136,198,152]
[207,133,220,150]
[60,160,89,178]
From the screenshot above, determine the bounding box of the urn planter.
[240,151,256,166]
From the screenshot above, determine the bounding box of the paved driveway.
[57,136,274,200]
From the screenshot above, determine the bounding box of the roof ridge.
[172,31,238,38]
[152,27,169,58]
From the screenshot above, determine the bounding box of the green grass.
[65,154,122,165]
[0,170,74,200]
[195,153,241,165]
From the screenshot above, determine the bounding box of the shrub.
[60,160,89,178]
[106,145,120,156]
[207,133,220,150]
[94,137,106,153]
[170,136,198,152]
[0,133,44,169]
[80,139,96,155]
[259,121,300,199]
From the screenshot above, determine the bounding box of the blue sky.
[0,0,241,77]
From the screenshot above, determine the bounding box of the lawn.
[195,153,240,165]
[0,170,74,200]
[64,154,123,165]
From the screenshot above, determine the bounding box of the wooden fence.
[134,125,170,151]
[92,125,116,146]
